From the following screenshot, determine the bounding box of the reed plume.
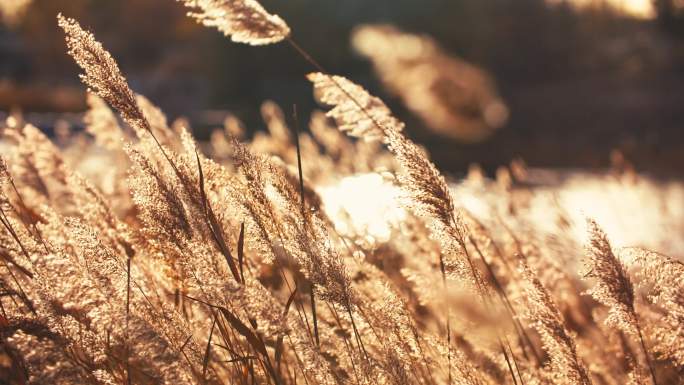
[352,24,508,141]
[520,261,592,385]
[621,247,684,372]
[583,219,638,336]
[583,218,657,384]
[58,14,150,135]
[307,72,404,141]
[176,0,290,45]
[308,72,470,276]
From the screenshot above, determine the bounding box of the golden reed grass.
[0,2,682,384]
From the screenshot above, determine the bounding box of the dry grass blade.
[218,307,280,383]
[275,284,298,374]
[203,316,217,379]
[125,253,132,385]
[237,222,245,283]
[0,241,32,279]
[307,71,514,382]
[291,104,306,217]
[0,208,36,318]
[184,293,277,380]
[291,103,320,349]
[195,149,242,282]
[0,206,32,276]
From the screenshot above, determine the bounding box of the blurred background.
[1,0,684,177]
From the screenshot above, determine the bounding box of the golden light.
[0,0,32,26]
[548,0,656,19]
[317,173,406,243]
[610,0,656,18]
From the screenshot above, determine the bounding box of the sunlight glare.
[549,0,656,19]
[317,173,405,242]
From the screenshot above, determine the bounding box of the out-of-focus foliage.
[352,24,508,142]
[2,0,684,175]
[0,0,32,27]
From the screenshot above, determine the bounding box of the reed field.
[0,1,682,384]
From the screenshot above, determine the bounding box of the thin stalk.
[292,104,305,219]
[309,285,319,348]
[636,321,658,385]
[461,235,524,385]
[468,235,541,365]
[292,103,319,348]
[438,253,452,385]
[126,255,132,385]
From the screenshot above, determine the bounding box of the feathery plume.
[621,247,684,317]
[582,218,638,335]
[58,14,150,133]
[621,247,684,372]
[308,72,404,141]
[176,0,290,45]
[307,72,462,259]
[520,262,592,385]
[583,219,658,385]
